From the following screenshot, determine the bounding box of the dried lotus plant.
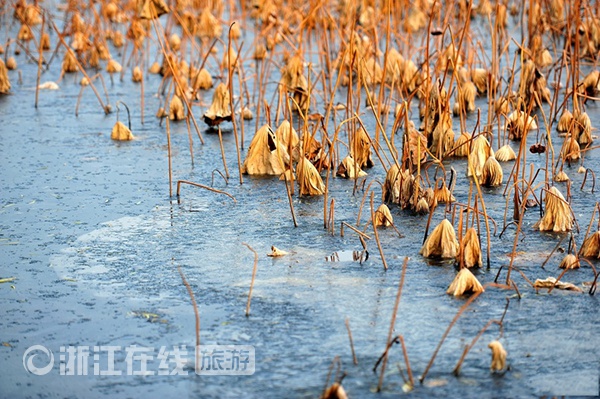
[578,70,600,99]
[242,124,290,175]
[447,268,484,296]
[373,204,393,227]
[572,111,592,147]
[451,132,471,157]
[382,164,401,203]
[560,136,581,163]
[533,277,582,292]
[453,70,476,115]
[351,127,373,169]
[0,59,10,94]
[137,0,169,19]
[62,51,78,73]
[267,246,288,257]
[557,109,573,132]
[458,227,482,268]
[470,68,494,95]
[488,341,507,372]
[559,254,580,269]
[506,110,537,141]
[434,179,455,204]
[192,68,213,91]
[197,7,222,40]
[169,95,185,121]
[322,382,347,399]
[439,42,462,72]
[297,156,325,196]
[132,66,143,82]
[481,156,503,187]
[203,83,231,126]
[420,219,459,259]
[111,102,134,141]
[336,155,367,179]
[554,171,569,182]
[361,57,383,86]
[275,121,299,153]
[535,186,573,232]
[280,55,309,111]
[495,145,516,162]
[405,122,428,165]
[467,135,493,177]
[580,231,600,258]
[384,48,404,84]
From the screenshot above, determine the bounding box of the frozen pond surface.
[1,2,600,398]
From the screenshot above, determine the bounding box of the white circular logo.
[23,345,54,375]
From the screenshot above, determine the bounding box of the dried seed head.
[337,155,367,179]
[535,186,573,232]
[242,124,289,175]
[580,231,600,258]
[420,219,459,259]
[447,268,484,296]
[111,121,134,141]
[481,155,503,187]
[559,254,580,269]
[297,156,325,196]
[169,95,185,121]
[488,341,507,372]
[203,83,232,126]
[374,204,393,227]
[495,144,516,162]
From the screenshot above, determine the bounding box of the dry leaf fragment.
[420,219,459,259]
[336,155,367,179]
[488,341,507,372]
[554,171,569,182]
[111,121,134,141]
[447,268,484,296]
[267,246,288,257]
[580,231,600,258]
[38,81,59,90]
[495,144,516,162]
[203,83,231,126]
[275,121,299,152]
[352,127,374,168]
[242,124,289,175]
[533,277,583,292]
[137,0,169,19]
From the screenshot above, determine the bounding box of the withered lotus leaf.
[275,121,299,152]
[481,155,503,187]
[573,111,593,147]
[6,57,17,71]
[533,277,583,292]
[336,155,367,179]
[447,268,484,296]
[192,68,213,91]
[434,184,455,204]
[415,197,429,214]
[451,132,471,157]
[62,51,78,73]
[280,55,309,111]
[137,0,169,19]
[535,186,573,232]
[267,246,288,257]
[38,81,59,90]
[559,254,580,269]
[106,59,122,73]
[111,121,134,141]
[406,123,428,165]
[242,124,289,176]
[132,66,143,82]
[197,8,222,40]
[352,127,374,168]
[495,144,516,162]
[169,33,181,51]
[557,109,573,132]
[506,110,537,141]
[169,95,185,121]
[467,135,493,177]
[374,204,393,227]
[148,62,161,74]
[420,219,459,259]
[322,382,347,399]
[459,227,482,268]
[554,171,569,182]
[0,59,11,93]
[382,164,401,203]
[221,46,239,71]
[580,231,600,258]
[203,83,232,126]
[297,156,325,196]
[17,24,34,41]
[241,106,253,120]
[488,341,507,372]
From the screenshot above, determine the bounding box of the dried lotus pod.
[241,124,289,175]
[420,219,459,259]
[203,83,231,126]
[557,109,573,132]
[374,204,393,227]
[495,144,516,162]
[447,268,484,296]
[488,341,507,372]
[169,95,185,120]
[580,231,600,258]
[458,227,482,268]
[559,254,580,269]
[297,156,325,196]
[481,156,503,187]
[534,186,573,232]
[192,68,213,91]
[267,246,288,257]
[137,0,169,19]
[336,155,367,179]
[132,66,143,82]
[0,59,11,94]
